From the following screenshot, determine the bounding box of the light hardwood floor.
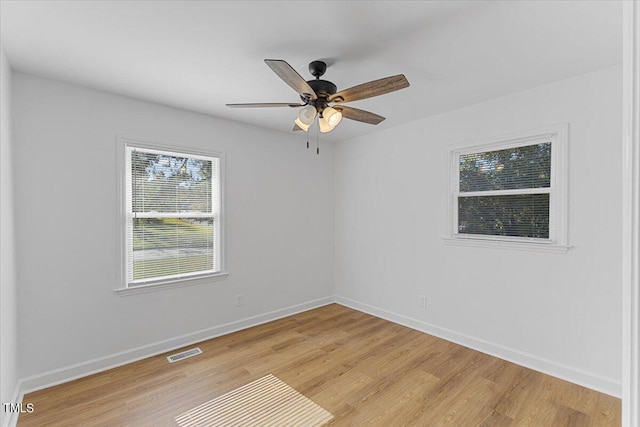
[18,304,620,426]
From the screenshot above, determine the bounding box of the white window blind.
[457,143,551,239]
[125,145,221,287]
[448,124,568,251]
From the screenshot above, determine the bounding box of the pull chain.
[316,122,320,155]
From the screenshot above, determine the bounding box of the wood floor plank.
[17,304,621,426]
[365,368,441,426]
[552,406,591,427]
[479,410,514,427]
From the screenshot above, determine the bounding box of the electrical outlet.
[420,295,427,309]
[236,295,244,307]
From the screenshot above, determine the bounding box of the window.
[446,124,568,253]
[118,139,225,293]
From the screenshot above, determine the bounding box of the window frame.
[444,124,569,253]
[115,137,227,295]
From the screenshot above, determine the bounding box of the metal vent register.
[167,347,202,363]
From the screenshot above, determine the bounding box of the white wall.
[12,73,334,382]
[1,47,18,425]
[334,66,623,395]
[9,64,623,398]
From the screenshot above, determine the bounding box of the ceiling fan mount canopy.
[226,58,410,133]
[308,60,328,79]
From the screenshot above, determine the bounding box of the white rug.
[175,374,333,427]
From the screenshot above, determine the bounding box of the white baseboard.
[336,296,621,398]
[1,380,23,427]
[17,296,335,396]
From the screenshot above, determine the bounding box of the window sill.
[442,237,570,254]
[114,272,229,296]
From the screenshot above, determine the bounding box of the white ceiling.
[0,0,622,142]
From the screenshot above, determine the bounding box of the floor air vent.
[167,347,202,363]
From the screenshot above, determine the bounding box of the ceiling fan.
[226,59,410,135]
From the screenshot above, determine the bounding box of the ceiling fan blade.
[334,106,385,125]
[264,59,317,100]
[226,103,304,108]
[329,74,409,103]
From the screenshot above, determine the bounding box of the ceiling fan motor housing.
[303,60,337,106]
[307,79,337,98]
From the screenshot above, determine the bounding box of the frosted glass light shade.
[318,116,333,133]
[323,107,342,127]
[298,105,317,125]
[294,117,311,131]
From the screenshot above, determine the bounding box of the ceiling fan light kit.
[226,59,410,147]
